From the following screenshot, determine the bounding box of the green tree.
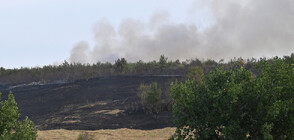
[159,55,168,70]
[170,57,294,139]
[137,82,162,116]
[0,92,37,140]
[114,58,128,74]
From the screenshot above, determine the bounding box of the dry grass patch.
[78,101,108,109]
[62,120,81,124]
[93,109,124,115]
[37,127,176,140]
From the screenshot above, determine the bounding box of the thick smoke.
[203,0,294,59]
[69,0,294,64]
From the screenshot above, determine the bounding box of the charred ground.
[0,55,283,131]
[0,75,180,130]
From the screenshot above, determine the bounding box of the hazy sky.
[0,0,293,68]
[0,0,205,68]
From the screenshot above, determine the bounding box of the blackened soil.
[0,76,180,130]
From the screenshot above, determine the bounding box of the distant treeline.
[1,54,294,85]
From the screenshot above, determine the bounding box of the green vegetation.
[0,92,37,140]
[0,55,218,85]
[159,55,168,70]
[137,82,162,116]
[170,57,294,139]
[184,66,204,82]
[1,54,294,87]
[114,58,128,74]
[1,54,294,139]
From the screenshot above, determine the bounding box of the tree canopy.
[170,57,294,139]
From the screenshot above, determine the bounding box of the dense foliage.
[170,57,294,139]
[0,92,37,140]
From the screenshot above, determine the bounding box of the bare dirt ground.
[37,127,176,140]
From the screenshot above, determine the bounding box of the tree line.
[3,54,292,86]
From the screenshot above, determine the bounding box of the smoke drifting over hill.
[69,0,294,64]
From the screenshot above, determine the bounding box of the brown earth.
[0,75,180,130]
[37,127,176,140]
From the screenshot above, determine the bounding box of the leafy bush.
[137,82,162,115]
[170,57,294,139]
[0,92,37,140]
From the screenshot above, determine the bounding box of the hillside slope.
[0,75,180,130]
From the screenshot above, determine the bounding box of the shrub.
[137,82,162,115]
[184,66,204,82]
[77,132,94,140]
[170,57,294,139]
[0,92,37,140]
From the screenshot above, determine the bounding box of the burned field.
[0,75,180,130]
